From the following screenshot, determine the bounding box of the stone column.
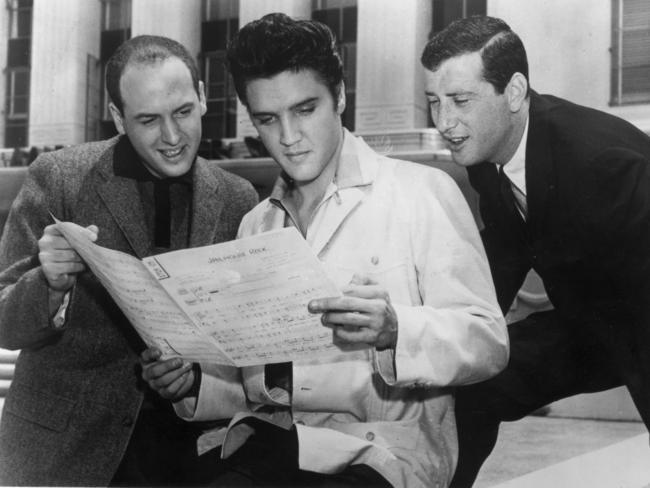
[355,0,431,132]
[29,0,101,146]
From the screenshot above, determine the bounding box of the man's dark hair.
[226,13,344,107]
[421,15,529,95]
[106,35,200,113]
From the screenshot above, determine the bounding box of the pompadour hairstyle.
[226,13,344,107]
[421,15,529,95]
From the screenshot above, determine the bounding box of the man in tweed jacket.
[0,36,257,485]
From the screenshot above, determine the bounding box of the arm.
[0,160,95,349]
[140,347,251,421]
[310,170,508,387]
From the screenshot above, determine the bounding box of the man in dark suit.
[421,15,650,487]
[0,35,257,486]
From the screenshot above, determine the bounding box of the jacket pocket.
[4,382,76,432]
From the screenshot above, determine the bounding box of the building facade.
[0,0,649,154]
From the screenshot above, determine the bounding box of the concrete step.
[0,349,19,363]
[0,379,11,397]
[0,363,14,380]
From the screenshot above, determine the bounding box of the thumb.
[349,273,376,286]
[85,225,99,242]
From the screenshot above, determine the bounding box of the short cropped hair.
[226,13,344,107]
[106,35,200,113]
[421,15,529,95]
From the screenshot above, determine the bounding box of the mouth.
[285,150,310,161]
[159,146,186,159]
[444,136,468,151]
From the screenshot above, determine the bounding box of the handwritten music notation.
[55,220,345,366]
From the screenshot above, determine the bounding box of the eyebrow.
[425,90,473,98]
[134,101,195,120]
[250,96,319,117]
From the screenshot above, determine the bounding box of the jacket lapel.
[94,146,150,258]
[189,157,224,247]
[526,92,556,239]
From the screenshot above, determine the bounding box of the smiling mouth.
[285,151,309,159]
[445,136,468,149]
[160,146,185,159]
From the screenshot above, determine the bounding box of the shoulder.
[199,158,255,191]
[530,92,650,161]
[375,154,462,197]
[29,138,117,181]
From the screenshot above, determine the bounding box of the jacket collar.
[525,90,556,236]
[264,129,377,256]
[94,136,223,257]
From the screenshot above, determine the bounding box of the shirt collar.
[269,128,375,203]
[501,115,529,196]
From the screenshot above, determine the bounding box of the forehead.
[425,51,486,92]
[119,57,195,112]
[245,69,332,111]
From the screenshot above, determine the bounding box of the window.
[611,0,650,105]
[312,0,357,131]
[8,0,32,39]
[200,0,239,150]
[102,0,131,31]
[6,69,29,119]
[431,0,486,34]
[5,0,32,147]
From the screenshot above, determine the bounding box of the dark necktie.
[153,179,172,248]
[498,165,525,222]
[112,137,193,249]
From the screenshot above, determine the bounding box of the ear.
[198,80,207,116]
[336,82,346,115]
[109,102,126,135]
[505,72,528,113]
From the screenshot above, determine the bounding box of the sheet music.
[142,227,343,366]
[54,219,234,365]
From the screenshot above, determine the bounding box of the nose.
[279,115,301,147]
[160,117,181,145]
[434,102,458,134]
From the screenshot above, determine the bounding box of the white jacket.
[176,131,508,488]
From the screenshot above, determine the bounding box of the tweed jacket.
[176,132,508,487]
[0,136,257,486]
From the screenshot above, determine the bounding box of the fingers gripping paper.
[54,219,342,366]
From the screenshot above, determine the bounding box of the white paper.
[142,227,343,366]
[54,220,342,366]
[54,219,234,364]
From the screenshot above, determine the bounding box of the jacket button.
[122,416,134,427]
[371,256,379,265]
[365,431,375,441]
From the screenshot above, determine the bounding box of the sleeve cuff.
[51,290,71,329]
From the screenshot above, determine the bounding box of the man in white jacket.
[141,13,508,488]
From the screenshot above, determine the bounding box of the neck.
[286,128,344,234]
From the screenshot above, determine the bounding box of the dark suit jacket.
[467,91,650,426]
[0,136,258,485]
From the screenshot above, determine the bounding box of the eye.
[255,115,276,126]
[296,105,316,116]
[175,107,193,118]
[454,97,469,106]
[139,117,156,126]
